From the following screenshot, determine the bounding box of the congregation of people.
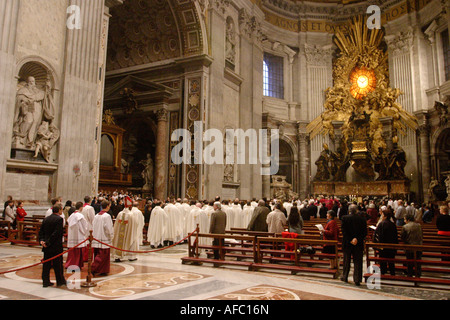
[2,191,450,287]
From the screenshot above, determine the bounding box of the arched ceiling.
[107,0,205,72]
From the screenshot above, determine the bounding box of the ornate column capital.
[211,0,230,16]
[155,108,169,122]
[239,8,264,46]
[385,29,414,57]
[304,44,333,66]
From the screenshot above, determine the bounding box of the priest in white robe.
[81,196,96,262]
[230,200,243,228]
[92,199,114,275]
[242,201,255,229]
[185,202,209,248]
[112,198,144,262]
[65,202,88,270]
[203,201,214,227]
[224,202,235,231]
[164,202,183,244]
[147,202,168,248]
[180,199,192,238]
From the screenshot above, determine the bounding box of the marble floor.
[0,241,449,304]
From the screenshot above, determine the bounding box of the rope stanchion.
[81,230,96,288]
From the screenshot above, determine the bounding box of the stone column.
[56,0,110,201]
[297,130,310,200]
[0,0,20,200]
[154,108,169,200]
[417,116,432,203]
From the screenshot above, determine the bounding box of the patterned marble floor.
[0,241,449,303]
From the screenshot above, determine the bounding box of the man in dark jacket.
[341,204,367,286]
[39,204,66,287]
[210,202,227,259]
[247,200,270,232]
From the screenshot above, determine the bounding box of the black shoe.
[340,277,347,283]
[355,282,361,286]
[43,282,54,288]
[128,258,137,262]
[114,258,121,262]
[57,282,67,287]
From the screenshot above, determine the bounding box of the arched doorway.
[278,139,294,185]
[432,127,450,200]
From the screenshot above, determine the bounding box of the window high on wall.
[442,29,450,81]
[263,52,284,99]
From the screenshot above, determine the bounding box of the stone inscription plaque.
[4,173,49,202]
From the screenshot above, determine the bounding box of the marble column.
[297,131,310,200]
[56,0,109,201]
[417,117,432,203]
[0,0,20,200]
[154,108,169,200]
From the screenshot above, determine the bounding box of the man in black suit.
[39,204,66,287]
[341,204,367,286]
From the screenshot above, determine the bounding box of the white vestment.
[147,206,168,247]
[164,204,183,242]
[66,211,88,248]
[224,206,235,230]
[180,203,192,237]
[242,205,254,229]
[92,212,114,249]
[81,204,96,231]
[230,204,243,228]
[186,206,209,246]
[203,205,214,227]
[112,207,143,260]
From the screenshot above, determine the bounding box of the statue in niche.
[386,136,408,180]
[373,147,388,181]
[13,75,56,150]
[445,175,450,200]
[121,158,130,174]
[225,17,236,65]
[33,121,60,163]
[224,164,234,182]
[314,143,332,181]
[332,141,351,182]
[428,177,439,200]
[140,153,154,192]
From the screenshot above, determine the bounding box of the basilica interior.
[0,0,449,302]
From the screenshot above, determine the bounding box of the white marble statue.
[13,76,56,150]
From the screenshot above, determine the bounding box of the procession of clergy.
[58,195,263,275]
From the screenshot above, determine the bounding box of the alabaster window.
[263,52,284,99]
[442,28,450,81]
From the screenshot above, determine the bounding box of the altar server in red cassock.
[91,199,114,275]
[65,202,88,270]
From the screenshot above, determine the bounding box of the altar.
[313,180,410,197]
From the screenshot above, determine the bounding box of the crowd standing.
[2,190,450,287]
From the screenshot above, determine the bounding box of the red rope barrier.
[92,228,198,254]
[0,228,199,275]
[0,238,89,275]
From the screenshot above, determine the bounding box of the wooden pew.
[0,221,12,241]
[252,236,339,278]
[364,242,450,288]
[11,221,42,246]
[181,231,340,278]
[182,233,257,270]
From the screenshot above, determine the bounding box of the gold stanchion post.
[81,230,97,288]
